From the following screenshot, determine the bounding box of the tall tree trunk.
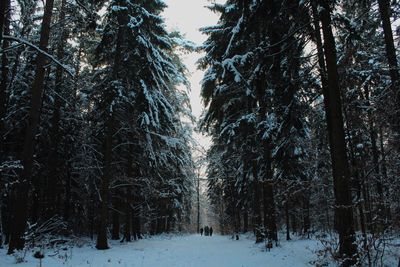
[124,187,131,242]
[364,84,386,228]
[96,115,113,250]
[8,0,55,253]
[47,0,67,218]
[291,208,297,235]
[235,210,241,234]
[302,195,310,238]
[253,176,261,229]
[197,171,200,233]
[0,0,10,145]
[63,34,83,224]
[355,168,371,266]
[111,209,120,240]
[312,2,332,234]
[64,161,71,222]
[379,128,391,222]
[285,198,291,240]
[132,189,142,240]
[89,189,95,240]
[111,191,120,240]
[316,0,357,263]
[0,0,8,45]
[243,207,248,233]
[377,0,400,125]
[0,2,10,248]
[132,206,140,240]
[253,172,262,242]
[263,178,278,244]
[96,1,126,248]
[219,193,225,235]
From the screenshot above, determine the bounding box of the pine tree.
[8,0,55,253]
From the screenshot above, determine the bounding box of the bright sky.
[163,0,224,150]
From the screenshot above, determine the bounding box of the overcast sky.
[162,0,224,150]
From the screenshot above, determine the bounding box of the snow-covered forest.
[0,0,399,266]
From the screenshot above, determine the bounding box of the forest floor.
[0,233,322,267]
[1,233,399,267]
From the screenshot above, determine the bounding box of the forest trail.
[0,234,320,267]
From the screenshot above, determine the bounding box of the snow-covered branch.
[1,35,75,77]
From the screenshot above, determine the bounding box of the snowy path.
[0,234,320,267]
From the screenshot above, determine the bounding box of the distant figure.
[204,226,209,236]
[209,227,213,236]
[200,227,203,236]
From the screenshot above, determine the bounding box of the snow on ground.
[0,234,322,267]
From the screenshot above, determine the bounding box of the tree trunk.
[132,193,141,240]
[253,173,262,242]
[285,199,291,240]
[64,161,72,222]
[291,209,297,235]
[8,0,55,253]
[302,195,310,238]
[312,2,332,234]
[111,189,120,240]
[355,168,371,265]
[316,0,357,263]
[0,0,10,132]
[89,191,94,239]
[47,0,67,218]
[197,171,200,233]
[132,209,138,239]
[243,207,248,233]
[377,0,400,123]
[124,187,131,242]
[0,3,10,246]
[96,116,113,250]
[263,180,278,245]
[364,84,386,228]
[0,0,8,45]
[379,127,391,221]
[96,1,126,248]
[111,208,120,240]
[253,178,261,229]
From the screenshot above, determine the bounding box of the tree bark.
[253,172,263,242]
[0,0,10,142]
[0,0,8,45]
[197,171,200,233]
[243,207,248,233]
[377,0,400,120]
[285,199,291,240]
[111,208,120,240]
[364,84,386,228]
[302,195,310,238]
[47,0,67,218]
[263,179,278,244]
[0,3,10,246]
[124,187,131,242]
[316,0,357,263]
[111,188,120,240]
[96,115,113,250]
[8,0,55,253]
[312,2,332,234]
[96,0,127,248]
[64,161,72,222]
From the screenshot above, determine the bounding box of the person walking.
[200,227,203,236]
[210,227,213,236]
[204,226,209,236]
